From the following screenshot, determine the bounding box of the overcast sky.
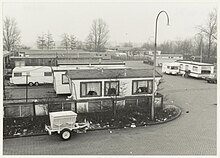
[2,0,217,48]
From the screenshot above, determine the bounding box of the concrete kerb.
[4,105,182,139]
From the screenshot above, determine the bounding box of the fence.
[3,94,163,118]
[3,95,163,137]
[3,100,74,118]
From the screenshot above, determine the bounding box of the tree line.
[3,9,217,61]
[141,9,217,62]
[3,17,109,52]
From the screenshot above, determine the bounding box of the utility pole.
[200,36,203,63]
[26,75,28,102]
[25,73,30,102]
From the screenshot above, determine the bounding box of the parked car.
[205,73,217,84]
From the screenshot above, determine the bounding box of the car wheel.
[34,82,39,86]
[29,82,34,86]
[60,129,71,141]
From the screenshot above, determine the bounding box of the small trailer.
[10,66,53,86]
[45,111,90,140]
[162,62,180,75]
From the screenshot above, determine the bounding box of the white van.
[10,66,53,86]
[162,62,180,75]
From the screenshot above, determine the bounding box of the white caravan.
[177,61,214,78]
[162,62,180,75]
[10,66,53,86]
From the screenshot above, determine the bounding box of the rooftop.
[66,68,162,80]
[178,61,214,66]
[57,59,125,65]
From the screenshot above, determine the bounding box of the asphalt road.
[3,67,217,155]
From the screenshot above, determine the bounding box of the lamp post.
[152,11,170,120]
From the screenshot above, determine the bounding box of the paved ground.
[3,63,217,155]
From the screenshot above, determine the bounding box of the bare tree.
[197,9,217,62]
[61,33,70,50]
[37,34,46,50]
[157,41,175,54]
[60,34,77,50]
[45,31,55,49]
[86,18,109,52]
[3,17,21,51]
[70,35,76,50]
[174,39,194,57]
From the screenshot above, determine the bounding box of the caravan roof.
[66,68,162,80]
[178,61,214,66]
[13,66,52,72]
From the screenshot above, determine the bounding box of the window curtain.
[138,81,147,88]
[87,82,101,95]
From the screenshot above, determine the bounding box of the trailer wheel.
[29,82,34,86]
[60,129,71,141]
[34,82,39,86]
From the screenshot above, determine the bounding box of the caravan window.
[132,80,153,94]
[171,66,178,70]
[192,66,198,71]
[80,82,102,97]
[201,70,211,74]
[44,72,52,76]
[104,81,119,96]
[62,74,69,84]
[14,72,22,77]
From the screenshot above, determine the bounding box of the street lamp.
[152,11,170,120]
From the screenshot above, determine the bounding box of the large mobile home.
[52,62,128,95]
[10,66,53,86]
[177,61,214,78]
[66,69,162,112]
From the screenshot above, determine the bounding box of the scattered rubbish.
[131,117,136,122]
[130,151,133,154]
[131,123,136,128]
[109,130,112,134]
[14,133,21,136]
[124,127,127,129]
[23,129,27,135]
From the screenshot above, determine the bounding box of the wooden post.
[26,75,28,102]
